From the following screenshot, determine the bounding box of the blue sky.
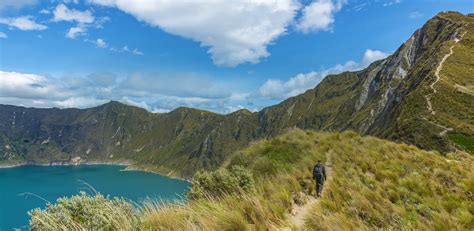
[0,0,472,113]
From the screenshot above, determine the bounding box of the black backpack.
[313,164,323,177]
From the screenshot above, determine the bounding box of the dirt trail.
[424,32,463,115]
[421,31,464,137]
[421,117,453,136]
[282,152,333,230]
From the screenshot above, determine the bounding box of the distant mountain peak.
[1,12,472,177]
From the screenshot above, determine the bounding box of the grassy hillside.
[30,129,474,230]
[2,12,473,179]
[258,12,474,154]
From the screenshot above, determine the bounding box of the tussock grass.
[29,192,141,230]
[305,134,474,230]
[29,129,474,230]
[141,129,327,230]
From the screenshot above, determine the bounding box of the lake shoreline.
[122,165,192,183]
[0,161,191,183]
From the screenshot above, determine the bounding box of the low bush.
[29,192,141,230]
[187,165,255,199]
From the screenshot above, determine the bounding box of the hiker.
[312,160,326,197]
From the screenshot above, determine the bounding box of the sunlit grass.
[29,129,474,230]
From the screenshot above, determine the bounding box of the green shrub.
[448,133,474,153]
[29,192,141,230]
[188,165,255,199]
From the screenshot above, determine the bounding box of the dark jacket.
[313,163,326,182]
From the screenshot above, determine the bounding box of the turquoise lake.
[0,165,190,230]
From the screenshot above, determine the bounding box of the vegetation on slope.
[305,132,473,230]
[449,133,474,154]
[29,129,474,230]
[29,192,140,230]
[2,12,473,179]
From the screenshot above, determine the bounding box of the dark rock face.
[1,12,473,177]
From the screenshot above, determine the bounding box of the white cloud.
[53,4,95,24]
[0,70,254,113]
[56,97,107,108]
[132,48,143,56]
[39,9,50,14]
[0,16,47,31]
[89,0,300,67]
[0,51,388,112]
[53,4,97,39]
[62,0,80,4]
[409,11,422,19]
[66,26,86,38]
[0,32,7,38]
[383,0,401,7]
[0,71,113,109]
[259,71,323,99]
[361,49,388,66]
[110,45,143,55]
[224,105,252,114]
[0,0,37,10]
[295,0,345,33]
[259,49,388,99]
[350,2,368,12]
[0,71,63,100]
[95,38,107,48]
[120,97,153,111]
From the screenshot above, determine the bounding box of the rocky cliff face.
[257,11,473,153]
[1,12,472,177]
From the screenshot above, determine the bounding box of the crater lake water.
[0,164,190,230]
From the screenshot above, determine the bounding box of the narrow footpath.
[282,152,333,230]
[424,32,463,115]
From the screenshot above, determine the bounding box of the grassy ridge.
[3,13,473,179]
[306,132,473,229]
[142,129,326,229]
[30,129,474,230]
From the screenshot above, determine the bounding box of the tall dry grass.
[29,129,474,230]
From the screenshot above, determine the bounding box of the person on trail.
[312,160,326,197]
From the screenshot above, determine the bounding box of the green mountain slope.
[29,129,474,230]
[258,11,474,153]
[1,12,473,177]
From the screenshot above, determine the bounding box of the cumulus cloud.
[66,26,86,38]
[0,71,64,100]
[0,0,37,10]
[409,11,422,19]
[53,4,95,24]
[0,48,389,112]
[39,8,51,14]
[132,48,143,56]
[55,97,107,108]
[119,72,231,99]
[95,38,107,48]
[383,0,401,7]
[62,0,80,4]
[0,16,47,31]
[0,71,113,108]
[110,46,144,55]
[0,70,254,113]
[89,0,300,67]
[53,4,98,39]
[361,49,388,66]
[0,32,7,38]
[259,49,388,99]
[295,0,345,33]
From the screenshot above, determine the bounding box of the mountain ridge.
[1,11,473,177]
